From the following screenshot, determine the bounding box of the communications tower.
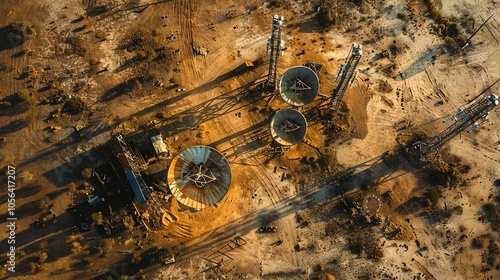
[265,15,284,92]
[329,43,363,118]
[408,91,499,166]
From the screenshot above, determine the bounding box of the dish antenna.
[279,66,319,106]
[270,108,308,146]
[168,146,232,210]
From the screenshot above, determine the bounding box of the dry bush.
[16,89,33,102]
[0,61,13,72]
[378,80,393,93]
[65,36,89,57]
[471,235,489,249]
[63,98,85,115]
[444,36,457,50]
[360,4,370,14]
[397,13,408,20]
[318,5,339,27]
[71,241,83,253]
[10,22,36,40]
[123,215,135,231]
[347,231,383,260]
[38,196,51,211]
[95,29,107,40]
[424,0,465,49]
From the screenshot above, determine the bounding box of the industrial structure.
[270,108,308,146]
[279,66,319,107]
[167,146,232,210]
[110,134,149,203]
[329,43,363,118]
[109,134,168,231]
[409,92,499,166]
[265,14,284,92]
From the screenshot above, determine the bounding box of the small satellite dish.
[270,108,308,146]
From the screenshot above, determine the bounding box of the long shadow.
[172,150,416,266]
[13,183,42,199]
[396,45,443,80]
[0,214,76,277]
[297,14,327,34]
[88,0,171,20]
[0,118,29,135]
[0,95,30,116]
[173,171,351,259]
[90,68,261,148]
[156,82,265,138]
[100,77,137,102]
[41,149,98,188]
[114,56,145,73]
[16,200,42,217]
[208,119,271,159]
[124,69,244,122]
[0,24,27,51]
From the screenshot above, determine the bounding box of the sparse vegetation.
[63,98,85,115]
[0,1,498,279]
[38,196,51,212]
[123,215,135,231]
[71,240,83,253]
[347,231,383,260]
[423,0,466,49]
[91,212,103,225]
[16,89,32,102]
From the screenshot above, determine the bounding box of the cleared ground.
[0,0,499,279]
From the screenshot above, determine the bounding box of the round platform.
[167,146,232,210]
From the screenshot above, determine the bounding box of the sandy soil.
[0,0,499,279]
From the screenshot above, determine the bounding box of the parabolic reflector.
[270,108,308,146]
[167,146,232,210]
[279,66,319,106]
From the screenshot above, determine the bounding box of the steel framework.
[409,93,499,165]
[115,135,151,201]
[266,15,284,92]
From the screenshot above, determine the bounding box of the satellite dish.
[270,108,308,146]
[167,146,232,210]
[279,66,319,106]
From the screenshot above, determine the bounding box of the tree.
[38,252,48,264]
[16,89,32,102]
[38,196,51,211]
[82,168,92,179]
[29,262,39,273]
[71,241,83,253]
[68,182,77,193]
[155,247,174,264]
[91,212,103,225]
[63,98,85,114]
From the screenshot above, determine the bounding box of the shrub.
[123,215,135,231]
[63,98,85,114]
[16,89,32,102]
[360,4,370,14]
[11,22,36,40]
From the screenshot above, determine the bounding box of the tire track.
[175,0,200,79]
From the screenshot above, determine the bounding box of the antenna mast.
[329,43,363,119]
[409,91,499,166]
[266,14,284,92]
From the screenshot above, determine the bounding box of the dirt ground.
[0,0,499,279]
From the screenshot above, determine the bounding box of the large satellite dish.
[270,108,308,146]
[167,146,232,210]
[279,66,319,106]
